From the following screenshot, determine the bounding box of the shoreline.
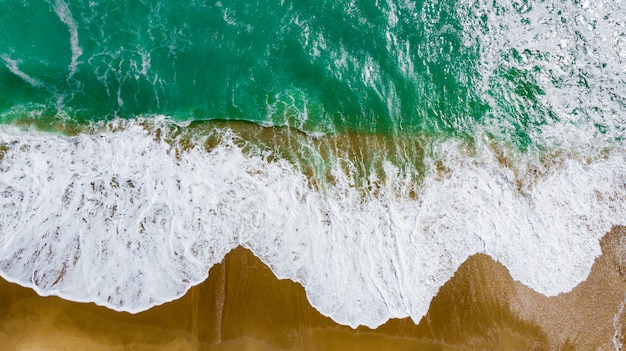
[1,228,624,350]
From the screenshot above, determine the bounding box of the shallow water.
[0,0,626,338]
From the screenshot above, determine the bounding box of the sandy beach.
[0,227,624,350]
[1,1,624,349]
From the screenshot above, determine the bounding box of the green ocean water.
[1,0,626,332]
[0,0,558,147]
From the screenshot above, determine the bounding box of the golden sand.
[1,228,625,350]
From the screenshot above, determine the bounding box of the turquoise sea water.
[1,0,626,330]
[1,0,558,143]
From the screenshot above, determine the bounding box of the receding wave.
[0,118,624,328]
[1,0,626,333]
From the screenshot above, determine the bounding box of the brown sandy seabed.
[0,226,625,351]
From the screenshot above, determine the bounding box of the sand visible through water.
[1,1,626,349]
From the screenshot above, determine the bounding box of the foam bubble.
[0,120,624,328]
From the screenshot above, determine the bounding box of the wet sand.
[0,227,624,350]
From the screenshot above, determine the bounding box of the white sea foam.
[52,0,83,78]
[1,0,625,330]
[1,56,44,88]
[0,120,624,328]
[461,0,626,151]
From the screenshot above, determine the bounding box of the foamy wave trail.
[0,119,625,328]
[0,0,626,329]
